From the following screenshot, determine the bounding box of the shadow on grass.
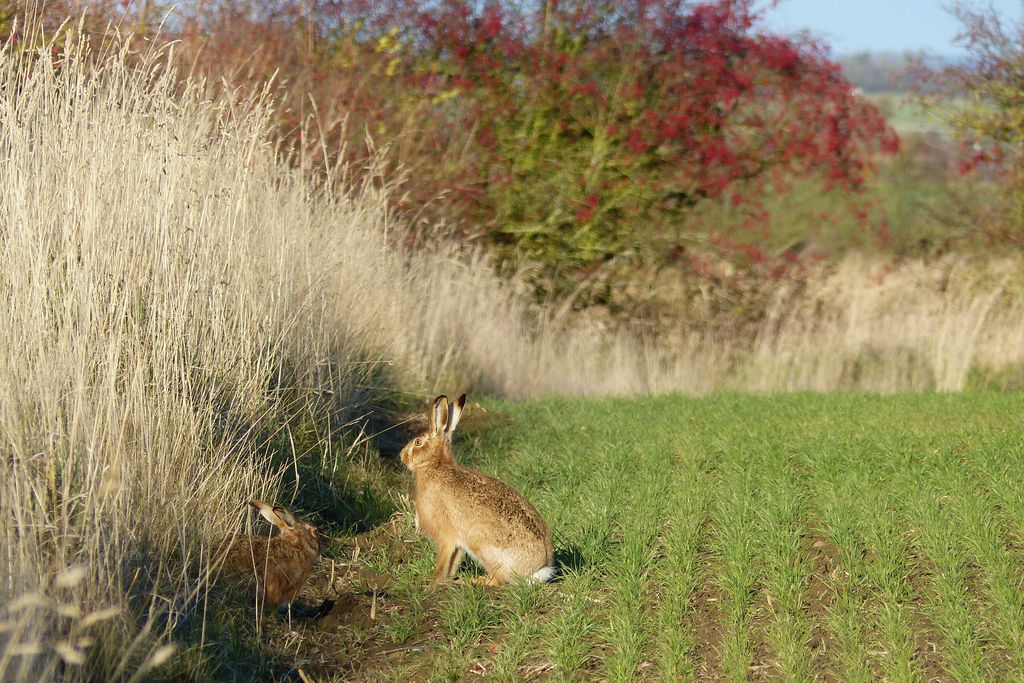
[158,586,323,682]
[267,406,399,536]
[554,545,587,577]
[256,354,418,534]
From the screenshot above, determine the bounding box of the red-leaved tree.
[390,0,899,290]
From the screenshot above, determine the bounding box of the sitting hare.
[401,394,556,587]
[217,501,321,609]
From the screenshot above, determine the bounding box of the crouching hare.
[401,394,556,587]
[217,501,321,610]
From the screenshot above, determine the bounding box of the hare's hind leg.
[430,544,463,588]
[446,547,464,578]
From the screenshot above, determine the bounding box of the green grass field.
[199,393,1024,681]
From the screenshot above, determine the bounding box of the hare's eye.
[414,438,423,447]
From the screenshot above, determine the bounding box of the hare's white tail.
[531,566,558,583]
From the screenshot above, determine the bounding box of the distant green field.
[194,393,1024,680]
[865,92,960,137]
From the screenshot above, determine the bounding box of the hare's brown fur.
[402,395,555,587]
[217,501,320,608]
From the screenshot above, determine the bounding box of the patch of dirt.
[689,564,726,682]
[904,559,951,682]
[747,588,779,682]
[334,594,448,682]
[802,531,843,682]
[908,611,949,683]
[314,593,375,631]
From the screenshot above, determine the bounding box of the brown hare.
[217,501,321,609]
[401,394,556,587]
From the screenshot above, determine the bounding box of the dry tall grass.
[732,256,1024,393]
[2,19,1024,681]
[0,24,525,680]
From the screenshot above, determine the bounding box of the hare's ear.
[431,395,449,435]
[272,506,300,529]
[447,394,467,435]
[250,501,287,531]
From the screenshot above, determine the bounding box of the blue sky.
[760,0,1022,55]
